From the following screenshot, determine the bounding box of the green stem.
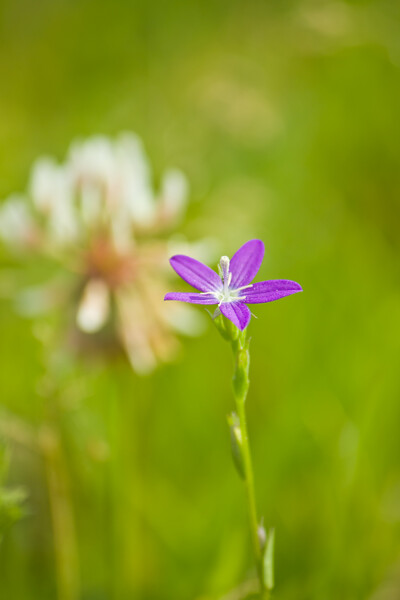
[40,422,80,600]
[236,395,263,582]
[231,330,265,594]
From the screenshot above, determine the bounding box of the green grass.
[1,1,400,598]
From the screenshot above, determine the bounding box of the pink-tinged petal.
[230,239,265,288]
[164,292,218,305]
[220,302,251,331]
[243,280,302,304]
[170,255,222,292]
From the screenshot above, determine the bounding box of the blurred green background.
[1,0,400,599]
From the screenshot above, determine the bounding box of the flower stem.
[231,329,266,596]
[236,395,263,579]
[39,422,80,600]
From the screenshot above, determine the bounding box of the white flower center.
[214,288,245,304]
[213,255,252,305]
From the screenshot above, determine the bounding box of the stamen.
[209,260,251,306]
[219,256,230,283]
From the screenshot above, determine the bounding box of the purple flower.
[164,239,302,330]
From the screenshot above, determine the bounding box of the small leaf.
[227,413,245,479]
[258,522,267,551]
[262,527,275,590]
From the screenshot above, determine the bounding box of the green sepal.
[262,527,275,591]
[212,313,241,343]
[212,314,232,342]
[224,318,240,342]
[227,412,245,479]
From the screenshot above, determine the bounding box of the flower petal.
[243,280,302,304]
[220,302,251,331]
[76,279,110,333]
[230,239,265,288]
[169,255,222,292]
[164,292,218,305]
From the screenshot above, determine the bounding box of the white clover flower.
[30,157,78,243]
[0,133,206,373]
[158,168,188,224]
[76,279,111,334]
[0,195,35,248]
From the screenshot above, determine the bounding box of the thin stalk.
[231,330,268,597]
[235,395,262,577]
[40,423,80,600]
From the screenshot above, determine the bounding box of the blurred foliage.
[1,0,400,599]
[0,442,26,540]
